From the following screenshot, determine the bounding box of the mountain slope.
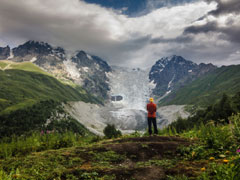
[149,55,217,97]
[160,65,240,106]
[0,41,112,99]
[0,62,99,114]
[0,61,101,137]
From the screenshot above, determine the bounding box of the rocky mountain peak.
[149,55,217,97]
[0,45,10,59]
[12,41,53,57]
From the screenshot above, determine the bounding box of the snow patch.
[30,57,37,62]
[166,90,172,94]
[168,75,175,89]
[63,59,81,79]
[149,80,156,90]
[7,49,14,59]
[82,67,89,72]
[105,72,112,78]
[87,54,93,60]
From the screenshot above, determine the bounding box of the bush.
[103,124,122,139]
[229,113,240,143]
[198,158,240,180]
[197,123,233,150]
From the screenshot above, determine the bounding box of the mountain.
[0,60,100,137]
[0,41,111,99]
[0,46,10,59]
[149,55,217,97]
[160,64,240,106]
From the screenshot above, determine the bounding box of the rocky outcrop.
[0,46,10,60]
[71,51,111,99]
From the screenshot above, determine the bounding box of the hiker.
[147,97,158,135]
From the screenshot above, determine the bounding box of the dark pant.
[148,117,158,135]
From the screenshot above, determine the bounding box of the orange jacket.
[147,102,157,118]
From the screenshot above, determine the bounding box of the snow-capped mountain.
[149,55,217,97]
[0,41,111,99]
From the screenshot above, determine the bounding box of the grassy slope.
[0,61,99,114]
[0,135,196,180]
[160,65,240,106]
[0,132,239,180]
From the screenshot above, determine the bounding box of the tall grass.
[0,131,98,159]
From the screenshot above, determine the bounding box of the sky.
[0,0,239,68]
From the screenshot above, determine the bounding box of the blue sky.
[0,0,239,67]
[83,0,197,16]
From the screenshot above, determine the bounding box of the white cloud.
[1,0,238,68]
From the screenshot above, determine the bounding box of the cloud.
[0,0,239,68]
[184,0,240,45]
[206,0,240,16]
[150,35,193,44]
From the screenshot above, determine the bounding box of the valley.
[1,41,240,180]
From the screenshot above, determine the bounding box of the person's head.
[149,97,154,102]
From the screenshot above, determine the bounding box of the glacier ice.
[105,66,152,130]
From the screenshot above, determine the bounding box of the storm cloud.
[206,0,240,16]
[0,0,239,68]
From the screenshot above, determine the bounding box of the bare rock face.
[0,46,10,60]
[149,55,217,97]
[71,51,111,99]
[4,41,112,99]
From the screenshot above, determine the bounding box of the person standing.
[147,98,158,135]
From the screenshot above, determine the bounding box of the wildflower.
[201,167,206,171]
[192,151,196,157]
[225,150,230,154]
[236,149,240,153]
[40,130,44,135]
[47,130,50,134]
[209,157,215,161]
[12,174,20,178]
[223,159,229,163]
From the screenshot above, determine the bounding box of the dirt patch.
[98,136,191,161]
[68,136,194,179]
[97,166,166,180]
[107,136,190,144]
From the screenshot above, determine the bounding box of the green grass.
[0,61,8,69]
[0,69,99,114]
[10,62,50,75]
[0,61,101,137]
[160,65,240,106]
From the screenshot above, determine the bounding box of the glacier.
[103,66,152,131]
[64,65,189,135]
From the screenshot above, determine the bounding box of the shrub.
[229,113,240,143]
[103,124,122,139]
[197,123,233,150]
[198,158,240,180]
